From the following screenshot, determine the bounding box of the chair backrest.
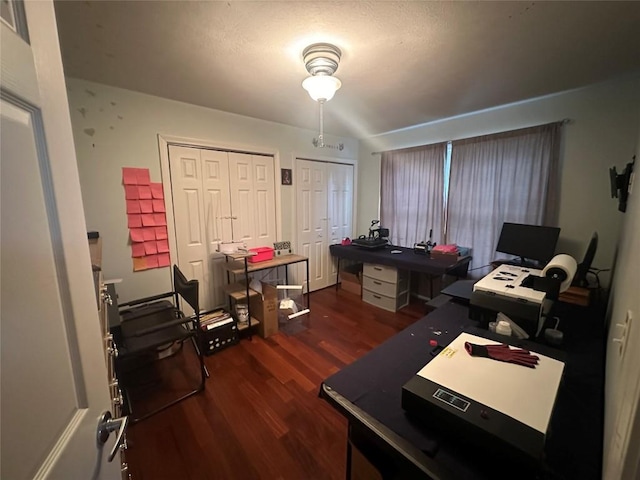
[173,265,199,314]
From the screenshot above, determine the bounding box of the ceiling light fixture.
[302,43,344,150]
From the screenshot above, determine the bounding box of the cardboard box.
[249,282,279,338]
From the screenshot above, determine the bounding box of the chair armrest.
[130,316,193,336]
[119,292,174,308]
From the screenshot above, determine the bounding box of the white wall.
[358,75,640,282]
[603,118,640,479]
[66,78,358,302]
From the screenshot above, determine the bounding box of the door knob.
[97,410,129,462]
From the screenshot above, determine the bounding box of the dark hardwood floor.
[125,287,425,480]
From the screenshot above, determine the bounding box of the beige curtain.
[446,122,562,271]
[380,143,447,248]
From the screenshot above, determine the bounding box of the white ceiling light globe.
[302,75,342,102]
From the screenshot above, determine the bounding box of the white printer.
[470,255,577,338]
[471,265,551,337]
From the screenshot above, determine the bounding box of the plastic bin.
[277,285,309,335]
[247,246,274,263]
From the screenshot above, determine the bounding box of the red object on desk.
[247,247,274,263]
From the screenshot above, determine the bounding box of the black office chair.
[114,265,206,423]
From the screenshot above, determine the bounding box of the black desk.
[329,245,472,298]
[320,302,603,479]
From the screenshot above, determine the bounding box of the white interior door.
[0,2,118,479]
[169,145,230,312]
[296,159,329,291]
[327,163,354,282]
[250,154,277,247]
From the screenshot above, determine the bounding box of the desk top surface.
[222,254,308,274]
[321,302,603,480]
[329,244,471,275]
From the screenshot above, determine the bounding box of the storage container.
[247,246,275,263]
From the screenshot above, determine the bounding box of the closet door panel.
[251,155,277,246]
[169,145,215,311]
[200,149,231,309]
[229,152,257,247]
[327,163,354,282]
[201,149,232,244]
[339,163,354,242]
[296,159,328,291]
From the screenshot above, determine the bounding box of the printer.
[470,265,552,337]
[402,332,565,464]
[470,255,577,338]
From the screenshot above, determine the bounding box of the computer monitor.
[573,232,598,287]
[495,222,561,267]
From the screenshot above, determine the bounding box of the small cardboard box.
[340,264,362,296]
[249,282,279,338]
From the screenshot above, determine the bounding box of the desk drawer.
[364,263,404,283]
[363,288,409,312]
[363,275,407,297]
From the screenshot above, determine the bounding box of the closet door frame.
[158,134,282,291]
[294,155,357,291]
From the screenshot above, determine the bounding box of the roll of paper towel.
[542,254,577,293]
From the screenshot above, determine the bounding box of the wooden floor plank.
[125,287,424,479]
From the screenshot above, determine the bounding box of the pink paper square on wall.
[122,168,138,185]
[150,183,164,199]
[139,200,153,213]
[131,243,145,257]
[125,185,139,199]
[158,253,171,267]
[157,239,170,253]
[141,214,156,227]
[152,200,166,212]
[136,168,151,185]
[128,214,142,228]
[126,200,141,214]
[133,257,147,271]
[130,228,145,243]
[155,226,168,240]
[138,186,152,199]
[146,255,159,268]
[144,241,158,255]
[154,214,167,226]
[142,228,156,241]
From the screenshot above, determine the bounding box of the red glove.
[464,342,539,368]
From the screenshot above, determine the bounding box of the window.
[380,143,446,248]
[381,123,562,272]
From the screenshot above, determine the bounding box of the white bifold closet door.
[296,159,354,291]
[169,145,276,312]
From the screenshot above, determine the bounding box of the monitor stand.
[494,257,541,269]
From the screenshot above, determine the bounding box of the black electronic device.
[351,237,388,249]
[352,220,389,249]
[609,158,634,213]
[495,222,560,267]
[573,232,598,288]
[414,228,436,254]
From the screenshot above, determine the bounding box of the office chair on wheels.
[114,265,206,423]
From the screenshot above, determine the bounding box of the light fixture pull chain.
[311,96,344,151]
[318,99,325,148]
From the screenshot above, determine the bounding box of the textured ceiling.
[54,1,640,138]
